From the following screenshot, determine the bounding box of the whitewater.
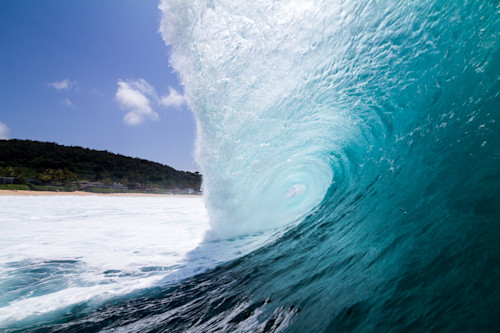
[3,0,500,331]
[0,196,209,327]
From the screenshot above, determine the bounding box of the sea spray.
[159,0,370,238]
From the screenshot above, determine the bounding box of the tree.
[0,166,16,177]
[36,168,77,185]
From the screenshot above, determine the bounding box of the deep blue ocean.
[7,0,500,332]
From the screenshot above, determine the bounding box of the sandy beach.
[0,190,201,197]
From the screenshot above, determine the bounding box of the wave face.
[156,1,500,331]
[16,1,499,332]
[160,0,499,242]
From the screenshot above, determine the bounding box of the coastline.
[0,190,201,198]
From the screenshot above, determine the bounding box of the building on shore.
[0,177,14,185]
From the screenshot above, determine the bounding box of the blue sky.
[0,0,198,171]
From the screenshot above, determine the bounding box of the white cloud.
[115,78,188,126]
[62,98,75,108]
[115,79,159,126]
[161,87,186,109]
[49,79,75,91]
[0,122,10,139]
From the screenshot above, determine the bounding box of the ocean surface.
[3,0,500,331]
[0,196,211,329]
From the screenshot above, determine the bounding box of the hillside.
[0,139,201,191]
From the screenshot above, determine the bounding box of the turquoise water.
[6,0,500,332]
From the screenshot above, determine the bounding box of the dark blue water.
[8,0,500,332]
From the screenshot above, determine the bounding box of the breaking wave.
[8,1,499,331]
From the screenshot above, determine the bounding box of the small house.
[0,177,14,185]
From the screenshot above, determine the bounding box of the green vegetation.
[35,168,77,185]
[28,184,78,192]
[0,139,201,192]
[83,187,172,194]
[0,184,30,191]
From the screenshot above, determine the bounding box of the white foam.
[0,195,209,326]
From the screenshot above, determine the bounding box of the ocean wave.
[9,0,499,331]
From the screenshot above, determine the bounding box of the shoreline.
[0,190,202,198]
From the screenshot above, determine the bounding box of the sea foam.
[0,195,208,327]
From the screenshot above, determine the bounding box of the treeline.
[0,139,201,190]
